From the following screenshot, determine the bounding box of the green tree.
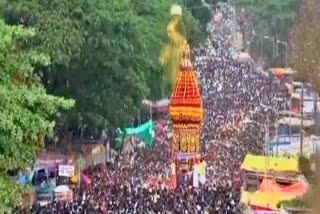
[290,0,320,92]
[235,0,298,64]
[0,0,206,133]
[0,19,74,212]
[184,0,211,28]
[298,155,313,180]
[277,154,320,213]
[0,0,85,66]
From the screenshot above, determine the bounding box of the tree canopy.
[0,0,210,209]
[0,0,207,133]
[234,0,299,65]
[0,19,74,212]
[277,154,320,212]
[289,0,320,92]
[235,0,298,39]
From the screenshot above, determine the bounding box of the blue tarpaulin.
[18,175,28,184]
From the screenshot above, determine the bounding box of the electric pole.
[300,84,304,156]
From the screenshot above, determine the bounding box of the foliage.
[298,155,313,180]
[235,0,298,37]
[184,0,211,27]
[0,176,31,213]
[277,186,320,212]
[278,154,320,212]
[289,0,320,92]
[235,0,299,63]
[0,19,74,212]
[0,0,207,133]
[0,0,85,66]
[277,198,305,209]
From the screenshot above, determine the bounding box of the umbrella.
[237,52,251,63]
[271,68,284,76]
[213,12,223,23]
[54,185,70,193]
[54,185,73,202]
[70,174,92,184]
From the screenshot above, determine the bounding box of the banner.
[58,165,75,177]
[116,120,154,150]
[241,154,298,172]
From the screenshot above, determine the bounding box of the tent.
[241,154,298,173]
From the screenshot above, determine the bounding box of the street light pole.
[285,44,288,68]
[276,120,279,156]
[260,39,263,60]
[265,122,268,179]
[263,36,275,58]
[277,40,288,68]
[265,116,270,179]
[300,84,304,156]
[314,92,318,136]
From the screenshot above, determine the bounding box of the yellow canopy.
[241,154,298,173]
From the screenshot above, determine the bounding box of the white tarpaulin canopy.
[154,99,170,107]
[277,110,299,117]
[277,117,314,127]
[54,185,70,193]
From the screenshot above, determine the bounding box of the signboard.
[294,88,317,114]
[58,165,74,177]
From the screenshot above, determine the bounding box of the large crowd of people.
[15,3,292,214]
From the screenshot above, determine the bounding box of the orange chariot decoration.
[169,41,203,173]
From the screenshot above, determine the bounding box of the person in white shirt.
[192,162,199,188]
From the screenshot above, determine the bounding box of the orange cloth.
[171,174,177,189]
[272,68,285,76]
[259,179,307,198]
